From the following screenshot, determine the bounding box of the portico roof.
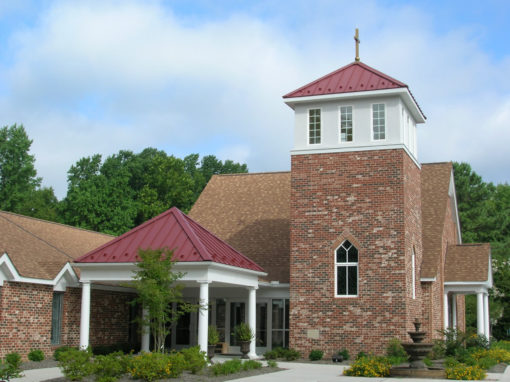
[75,207,264,273]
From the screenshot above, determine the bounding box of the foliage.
[343,355,391,377]
[127,352,185,381]
[465,334,490,350]
[263,347,300,361]
[437,328,469,357]
[471,348,510,364]
[242,360,262,370]
[356,351,368,360]
[337,348,350,360]
[208,325,220,345]
[180,346,207,374]
[386,338,407,358]
[492,340,510,351]
[54,346,75,361]
[4,353,21,369]
[129,248,196,352]
[57,348,93,381]
[91,343,137,356]
[60,149,248,235]
[266,359,278,368]
[27,349,45,362]
[445,364,486,380]
[0,358,22,382]
[92,351,129,382]
[232,322,254,342]
[308,350,323,361]
[210,359,243,376]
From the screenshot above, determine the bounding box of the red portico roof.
[75,207,264,273]
[283,61,407,98]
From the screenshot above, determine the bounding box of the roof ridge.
[75,208,176,262]
[0,213,75,261]
[171,208,214,262]
[182,214,264,271]
[0,210,114,237]
[214,171,290,177]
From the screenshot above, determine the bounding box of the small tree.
[129,248,196,352]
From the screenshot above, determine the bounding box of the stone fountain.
[390,319,445,378]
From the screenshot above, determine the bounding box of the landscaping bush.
[92,343,135,356]
[343,355,391,377]
[355,351,368,359]
[267,359,278,368]
[4,353,21,369]
[210,358,242,376]
[445,364,486,380]
[242,360,262,371]
[474,356,498,370]
[54,346,75,361]
[128,352,185,381]
[283,348,300,361]
[309,350,323,361]
[180,346,207,374]
[93,351,129,382]
[471,348,510,364]
[386,338,407,358]
[492,340,510,351]
[263,347,300,361]
[58,348,93,381]
[28,349,45,362]
[263,350,278,360]
[338,348,350,360]
[0,356,22,381]
[466,334,489,350]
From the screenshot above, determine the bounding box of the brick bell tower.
[284,32,427,356]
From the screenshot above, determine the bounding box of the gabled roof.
[0,211,112,280]
[75,207,264,273]
[189,172,290,283]
[445,243,491,283]
[283,61,407,98]
[421,162,453,279]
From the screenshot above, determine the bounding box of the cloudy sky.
[1,0,509,198]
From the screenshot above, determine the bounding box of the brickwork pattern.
[289,149,419,356]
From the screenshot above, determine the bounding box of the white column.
[477,292,484,336]
[198,281,210,354]
[443,292,449,330]
[248,286,257,359]
[79,281,91,349]
[483,293,490,338]
[141,307,150,352]
[451,294,457,329]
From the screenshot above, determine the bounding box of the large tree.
[0,124,41,212]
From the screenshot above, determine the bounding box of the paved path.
[12,361,509,382]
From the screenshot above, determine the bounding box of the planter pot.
[240,340,250,359]
[207,344,216,363]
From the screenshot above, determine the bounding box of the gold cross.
[354,28,360,62]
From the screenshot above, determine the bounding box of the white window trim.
[307,107,322,146]
[339,105,355,144]
[334,242,359,298]
[371,103,386,142]
[412,248,416,299]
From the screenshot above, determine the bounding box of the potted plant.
[208,325,220,362]
[232,322,254,359]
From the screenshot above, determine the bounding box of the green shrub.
[475,356,498,370]
[309,350,323,361]
[28,349,45,362]
[54,346,74,361]
[423,357,432,367]
[492,340,510,351]
[0,357,22,381]
[128,352,185,381]
[471,348,510,364]
[440,328,469,357]
[343,355,391,377]
[93,351,129,382]
[180,346,207,374]
[208,326,220,345]
[386,355,408,365]
[242,360,262,371]
[92,343,135,356]
[444,356,460,368]
[466,334,489,350]
[4,353,21,369]
[355,351,368,359]
[338,348,349,360]
[267,359,278,368]
[445,364,486,380]
[58,348,93,381]
[232,322,254,342]
[263,350,278,360]
[283,348,300,361]
[386,338,407,358]
[210,358,242,376]
[430,339,446,359]
[264,347,300,361]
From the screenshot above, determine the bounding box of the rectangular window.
[372,103,385,140]
[308,109,321,144]
[340,106,353,142]
[51,292,63,345]
[335,241,358,297]
[271,299,289,349]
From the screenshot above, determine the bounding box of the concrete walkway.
[12,360,509,382]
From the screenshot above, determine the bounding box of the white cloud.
[1,0,509,198]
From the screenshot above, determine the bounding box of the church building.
[0,37,492,359]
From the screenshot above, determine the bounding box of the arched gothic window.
[335,240,358,296]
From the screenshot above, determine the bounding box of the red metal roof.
[75,207,264,272]
[283,61,407,98]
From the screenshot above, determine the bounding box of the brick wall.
[0,282,137,359]
[289,149,420,356]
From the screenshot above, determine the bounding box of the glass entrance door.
[229,302,245,346]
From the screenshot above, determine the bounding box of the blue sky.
[0,0,509,198]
